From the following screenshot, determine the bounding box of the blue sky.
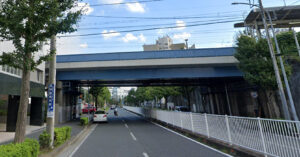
[56,0,300,55]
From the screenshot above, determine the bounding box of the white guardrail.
[124,106,300,157]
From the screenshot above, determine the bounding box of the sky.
[54,0,300,55]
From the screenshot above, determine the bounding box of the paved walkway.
[0,120,84,145]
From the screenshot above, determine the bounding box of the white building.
[143,35,195,51]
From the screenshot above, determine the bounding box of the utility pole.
[258,0,291,120]
[266,12,299,121]
[46,34,56,147]
[293,29,300,56]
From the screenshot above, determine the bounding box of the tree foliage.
[125,87,181,106]
[0,0,82,70]
[276,31,300,56]
[0,0,82,143]
[235,33,295,90]
[89,87,111,107]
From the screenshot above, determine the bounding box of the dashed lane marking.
[130,132,137,141]
[143,152,149,157]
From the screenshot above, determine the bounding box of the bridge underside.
[57,65,243,86]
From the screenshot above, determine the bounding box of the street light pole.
[257,0,291,120]
[266,12,298,121]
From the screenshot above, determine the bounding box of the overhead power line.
[58,19,242,38]
[88,0,163,7]
[85,14,242,20]
[78,17,242,30]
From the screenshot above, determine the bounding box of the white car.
[93,110,108,122]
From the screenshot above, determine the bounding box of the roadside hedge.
[80,117,88,126]
[0,139,40,157]
[39,131,51,149]
[54,126,71,147]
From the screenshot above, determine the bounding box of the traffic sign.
[47,84,55,118]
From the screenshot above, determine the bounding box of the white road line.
[130,132,137,141]
[69,124,97,157]
[125,123,129,128]
[143,152,149,157]
[150,122,233,157]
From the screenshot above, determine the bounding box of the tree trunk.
[14,68,31,143]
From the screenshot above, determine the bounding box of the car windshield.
[95,111,105,114]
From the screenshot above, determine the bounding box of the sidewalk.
[0,120,84,145]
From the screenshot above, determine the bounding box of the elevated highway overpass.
[56,47,243,86]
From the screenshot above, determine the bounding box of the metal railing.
[124,106,300,157]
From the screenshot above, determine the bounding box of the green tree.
[90,87,111,109]
[0,0,82,143]
[276,31,300,56]
[235,35,292,89]
[235,34,298,118]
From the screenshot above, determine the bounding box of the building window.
[37,70,43,83]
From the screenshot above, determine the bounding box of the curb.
[39,124,92,157]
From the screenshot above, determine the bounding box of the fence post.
[225,115,232,145]
[180,112,183,129]
[205,113,210,138]
[190,112,194,133]
[258,117,267,157]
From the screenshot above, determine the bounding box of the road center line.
[143,152,149,157]
[125,123,129,128]
[130,132,137,141]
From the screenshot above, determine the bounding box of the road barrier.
[124,106,300,157]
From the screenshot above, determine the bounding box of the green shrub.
[54,126,72,147]
[0,139,39,157]
[38,131,51,149]
[80,117,88,126]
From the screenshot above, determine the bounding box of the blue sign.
[47,84,55,118]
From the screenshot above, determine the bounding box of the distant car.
[110,105,116,110]
[175,106,190,112]
[93,110,108,122]
[82,106,96,113]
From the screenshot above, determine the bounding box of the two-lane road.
[71,109,231,157]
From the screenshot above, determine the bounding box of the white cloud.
[102,30,121,39]
[56,33,83,55]
[122,33,146,43]
[138,34,146,42]
[72,2,94,15]
[79,43,88,48]
[173,32,191,40]
[99,0,145,13]
[122,33,138,42]
[126,2,145,13]
[99,0,124,4]
[175,20,186,30]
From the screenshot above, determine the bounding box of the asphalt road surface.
[71,108,231,157]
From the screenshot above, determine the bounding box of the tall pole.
[292,29,300,56]
[266,12,299,121]
[46,34,56,147]
[258,0,291,120]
